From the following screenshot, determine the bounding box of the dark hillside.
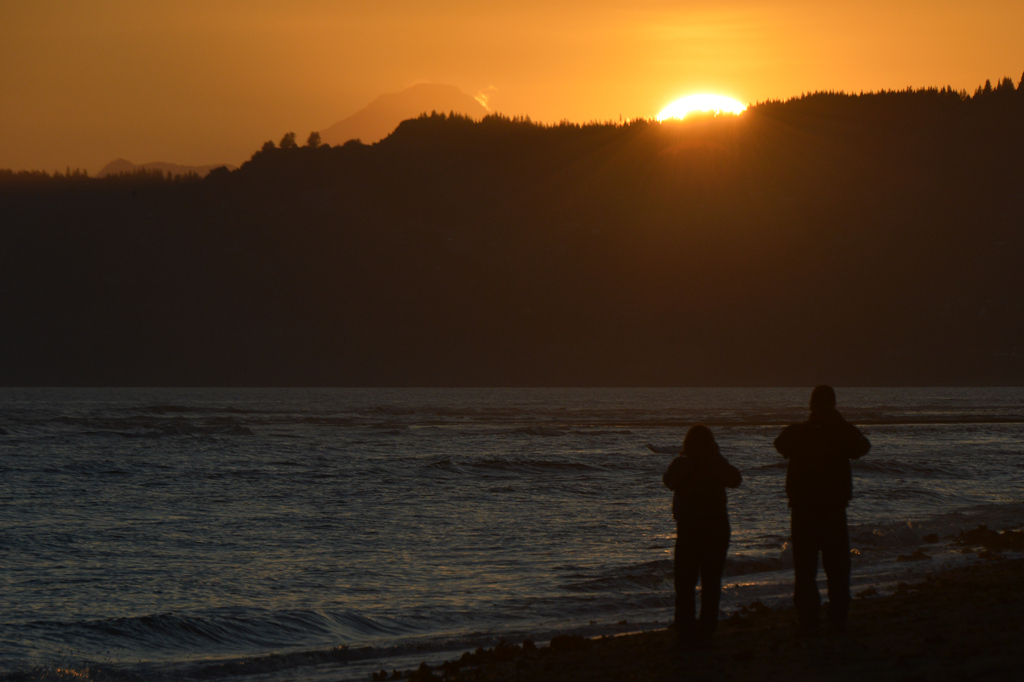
[2,81,1023,385]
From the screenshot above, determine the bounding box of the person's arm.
[773,425,797,459]
[718,457,742,488]
[663,457,685,490]
[843,422,871,459]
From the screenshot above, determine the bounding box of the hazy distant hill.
[320,83,489,146]
[96,159,235,178]
[3,78,1024,386]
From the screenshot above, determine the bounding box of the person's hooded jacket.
[663,440,742,523]
[774,408,870,509]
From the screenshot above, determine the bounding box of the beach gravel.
[401,555,1024,682]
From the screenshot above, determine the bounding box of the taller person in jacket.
[774,385,870,635]
[663,425,742,640]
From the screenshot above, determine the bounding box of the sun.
[657,94,747,121]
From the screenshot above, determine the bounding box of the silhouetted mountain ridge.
[319,83,489,146]
[2,78,1023,385]
[97,159,235,178]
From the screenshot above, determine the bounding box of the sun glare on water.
[657,94,747,121]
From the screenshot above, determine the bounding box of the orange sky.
[2,0,1022,173]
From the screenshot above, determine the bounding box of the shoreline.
[389,531,1023,682]
[1,529,1020,681]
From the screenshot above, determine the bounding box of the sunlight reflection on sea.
[1,387,1022,680]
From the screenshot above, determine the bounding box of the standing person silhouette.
[663,425,741,641]
[774,385,870,635]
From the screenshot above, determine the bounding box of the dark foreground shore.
[391,531,1023,682]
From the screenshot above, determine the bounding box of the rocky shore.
[386,527,1023,681]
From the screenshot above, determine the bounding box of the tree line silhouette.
[2,77,1023,385]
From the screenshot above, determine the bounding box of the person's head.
[810,384,837,416]
[681,424,719,459]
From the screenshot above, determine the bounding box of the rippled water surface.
[1,388,1023,680]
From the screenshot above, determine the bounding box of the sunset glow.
[656,95,747,121]
[1,2,1023,172]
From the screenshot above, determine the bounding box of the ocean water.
[1,387,1023,681]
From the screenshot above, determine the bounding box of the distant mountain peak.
[319,83,490,147]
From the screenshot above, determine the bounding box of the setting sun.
[657,94,747,121]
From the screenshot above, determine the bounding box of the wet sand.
[392,536,1023,681]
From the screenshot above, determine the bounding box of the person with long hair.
[663,425,742,641]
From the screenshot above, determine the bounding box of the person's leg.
[821,506,851,632]
[790,508,822,633]
[674,525,699,636]
[696,522,730,636]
